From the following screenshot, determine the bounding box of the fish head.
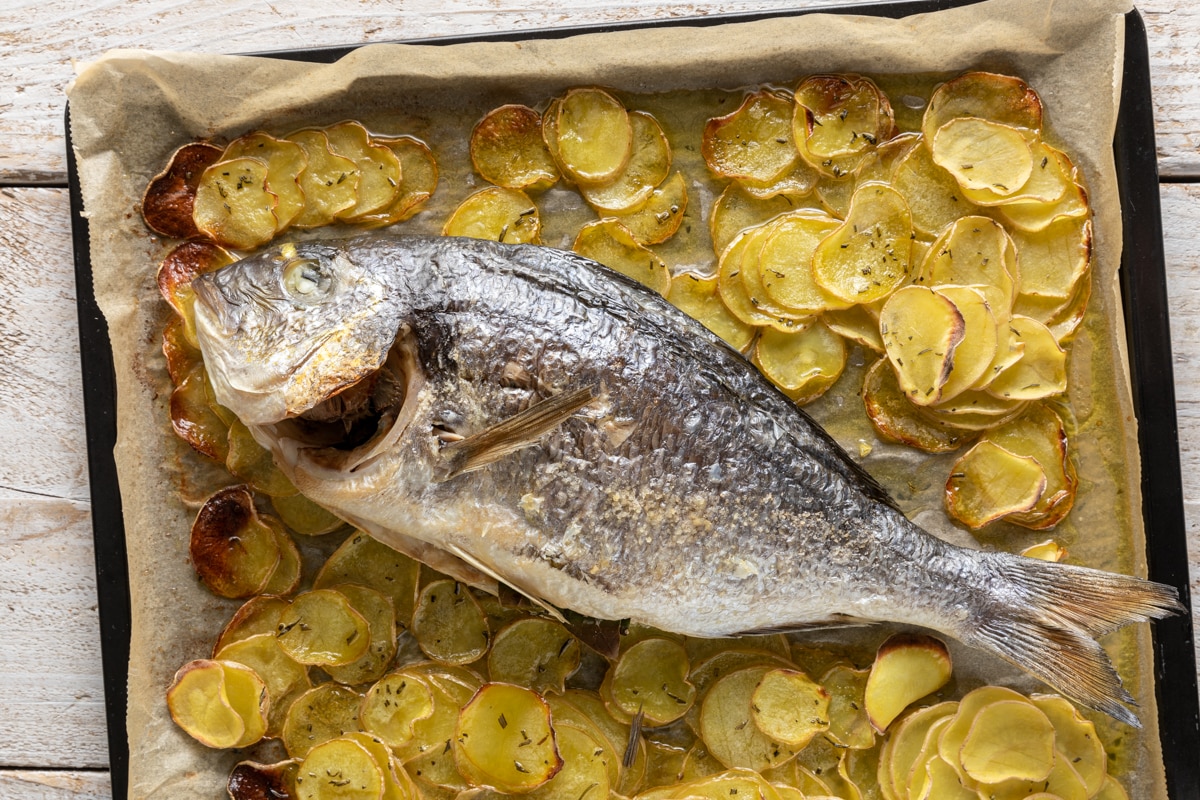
[192,238,406,425]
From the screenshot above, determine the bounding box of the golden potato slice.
[608,637,696,726]
[479,723,609,800]
[816,664,873,750]
[1096,776,1131,800]
[703,90,798,183]
[559,689,646,794]
[945,440,1047,528]
[1029,694,1106,796]
[143,142,226,239]
[324,121,401,219]
[747,669,828,749]
[487,617,580,694]
[741,156,820,200]
[647,768,787,800]
[814,173,856,215]
[731,218,820,323]
[285,129,360,228]
[915,755,977,800]
[171,363,231,462]
[573,218,671,295]
[854,132,921,187]
[358,136,439,226]
[223,132,308,232]
[215,595,290,654]
[933,285,1000,402]
[812,183,913,303]
[541,696,622,789]
[959,699,1056,783]
[282,683,364,759]
[752,323,846,405]
[716,227,804,330]
[216,633,309,738]
[961,140,1070,207]
[272,492,344,536]
[882,702,959,800]
[794,75,892,159]
[228,760,301,800]
[823,304,884,353]
[227,418,298,497]
[157,240,235,346]
[359,671,435,750]
[976,751,1089,800]
[1012,216,1091,301]
[556,87,633,185]
[470,104,559,192]
[261,518,302,596]
[930,117,1033,197]
[922,72,1043,145]
[667,272,757,352]
[581,111,671,212]
[930,387,1027,417]
[1022,539,1068,561]
[296,737,384,800]
[880,286,966,406]
[755,212,845,314]
[890,139,975,237]
[996,170,1090,233]
[454,683,562,791]
[190,485,280,598]
[443,186,540,244]
[412,579,490,665]
[919,216,1018,305]
[921,399,1030,433]
[314,531,421,623]
[709,183,796,257]
[277,589,371,667]
[864,634,952,733]
[162,316,200,388]
[167,660,248,749]
[986,404,1077,529]
[608,170,688,246]
[862,358,973,453]
[325,584,399,686]
[343,731,414,800]
[700,665,799,771]
[986,316,1067,401]
[221,661,269,747]
[193,157,278,250]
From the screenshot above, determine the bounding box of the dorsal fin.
[436,385,596,480]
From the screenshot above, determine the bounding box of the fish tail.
[963,553,1182,728]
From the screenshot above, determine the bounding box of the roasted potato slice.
[193,157,279,250]
[325,584,399,686]
[1011,216,1091,301]
[945,441,1047,529]
[986,315,1068,401]
[823,303,884,353]
[700,665,799,771]
[960,140,1070,207]
[215,595,290,654]
[608,637,696,726]
[190,485,280,598]
[667,272,757,352]
[412,579,490,665]
[454,683,562,792]
[581,110,671,212]
[930,117,1033,197]
[324,120,401,219]
[157,240,235,346]
[443,186,540,244]
[260,518,302,596]
[890,138,975,237]
[864,633,953,732]
[167,660,253,749]
[282,683,364,759]
[918,216,1018,305]
[223,132,308,232]
[1030,694,1107,796]
[226,418,298,497]
[995,165,1090,233]
[162,318,200,390]
[740,156,820,200]
[573,218,671,295]
[933,285,1000,402]
[703,90,798,183]
[215,633,310,738]
[608,170,688,246]
[1022,539,1068,562]
[752,323,846,405]
[142,142,224,239]
[794,74,892,160]
[555,87,633,185]
[487,617,580,694]
[478,723,610,800]
[819,664,874,750]
[922,72,1043,145]
[985,404,1077,529]
[812,182,913,304]
[271,492,344,536]
[295,737,384,800]
[359,671,436,750]
[285,129,360,228]
[881,701,959,800]
[228,760,301,800]
[750,669,829,748]
[314,531,421,623]
[959,700,1056,783]
[276,589,371,667]
[708,182,796,257]
[880,286,966,407]
[862,358,973,453]
[756,212,846,314]
[357,136,439,226]
[170,363,231,462]
[470,104,560,192]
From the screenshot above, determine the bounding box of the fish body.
[193,232,1180,725]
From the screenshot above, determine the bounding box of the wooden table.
[1,1,1196,796]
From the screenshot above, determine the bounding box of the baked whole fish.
[192,232,1180,726]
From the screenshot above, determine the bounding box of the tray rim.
[64,3,1199,798]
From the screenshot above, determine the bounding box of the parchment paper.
[66,0,1160,796]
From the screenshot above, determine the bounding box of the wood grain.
[0,771,111,799]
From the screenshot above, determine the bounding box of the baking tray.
[65,3,1199,797]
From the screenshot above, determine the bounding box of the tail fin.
[964,554,1182,728]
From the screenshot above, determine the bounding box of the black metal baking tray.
[66,3,1199,798]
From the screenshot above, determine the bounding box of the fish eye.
[282,258,331,300]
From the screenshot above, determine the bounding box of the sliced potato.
[216,632,310,737]
[190,485,280,599]
[812,182,913,303]
[358,136,439,225]
[918,216,1018,305]
[166,660,248,749]
[708,182,796,257]
[749,669,828,748]
[556,87,633,185]
[215,595,291,654]
[823,303,884,353]
[741,156,820,200]
[608,637,696,726]
[814,173,856,216]
[295,737,384,800]
[703,89,798,183]
[221,661,269,748]
[736,217,823,322]
[717,227,788,328]
[285,129,360,228]
[882,701,959,800]
[752,322,846,405]
[608,170,688,246]
[755,212,845,314]
[228,760,301,800]
[794,75,891,160]
[170,363,231,462]
[667,272,757,352]
[700,665,799,771]
[573,218,671,295]
[986,404,1077,529]
[193,157,278,250]
[1030,694,1106,796]
[223,132,308,232]
[934,285,1000,402]
[581,111,671,212]
[325,584,399,686]
[442,186,540,244]
[930,117,1033,196]
[454,683,562,792]
[922,72,1043,145]
[412,580,490,665]
[864,633,952,732]
[282,683,364,759]
[986,316,1068,401]
[862,357,973,453]
[890,139,975,237]
[818,664,874,750]
[314,531,421,623]
[854,132,921,187]
[272,492,344,536]
[359,671,436,750]
[1012,216,1091,301]
[226,418,298,497]
[961,140,1070,207]
[879,285,966,406]
[143,142,225,239]
[492,722,610,800]
[260,518,302,596]
[487,617,580,694]
[324,120,401,219]
[470,104,560,192]
[1022,539,1068,561]
[157,240,236,347]
[277,589,371,667]
[959,699,1056,783]
[996,170,1090,233]
[945,440,1047,528]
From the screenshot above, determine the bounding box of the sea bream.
[192,232,1180,726]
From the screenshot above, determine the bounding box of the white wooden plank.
[0,771,111,800]
[1141,3,1200,179]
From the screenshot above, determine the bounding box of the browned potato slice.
[986,316,1067,401]
[922,72,1043,145]
[360,671,435,750]
[667,272,757,352]
[864,634,952,732]
[573,218,671,295]
[752,323,846,405]
[945,440,1047,528]
[756,212,845,314]
[296,737,384,800]
[193,157,278,250]
[607,169,688,246]
[277,589,371,667]
[995,167,1090,233]
[750,669,829,748]
[961,140,1070,207]
[162,316,200,388]
[700,665,799,771]
[143,142,225,239]
[324,121,401,219]
[930,117,1033,197]
[190,485,280,598]
[325,584,399,686]
[314,531,421,623]
[539,97,566,176]
[454,683,562,791]
[891,139,975,237]
[794,75,892,159]
[412,579,490,665]
[215,595,290,654]
[271,492,344,536]
[581,111,671,212]
[166,659,249,749]
[261,518,302,596]
[708,183,796,257]
[880,286,966,406]
[703,90,798,183]
[470,104,560,192]
[919,216,1018,305]
[1030,694,1106,796]
[556,87,633,185]
[812,183,913,303]
[487,617,580,694]
[443,186,540,244]
[862,358,972,453]
[282,683,363,759]
[216,633,310,738]
[227,418,298,497]
[608,637,696,726]
[934,286,1000,402]
[819,664,874,750]
[171,363,231,462]
[357,136,439,226]
[223,132,308,232]
[228,760,301,800]
[1012,216,1091,301]
[285,129,359,228]
[157,240,235,346]
[986,404,1077,529]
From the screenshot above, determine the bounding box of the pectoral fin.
[437,385,596,480]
